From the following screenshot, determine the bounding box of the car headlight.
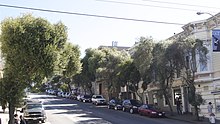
[151,111,157,114]
[133,106,138,109]
[162,112,165,114]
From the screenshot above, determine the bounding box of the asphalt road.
[29,94,191,124]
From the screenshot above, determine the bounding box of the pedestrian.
[209,113,216,124]
[14,114,20,124]
[207,102,213,114]
[176,98,182,115]
[19,115,26,124]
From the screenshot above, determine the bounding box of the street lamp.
[196,12,218,26]
[196,12,214,17]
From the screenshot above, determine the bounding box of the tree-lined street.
[0,2,219,124]
[28,94,190,124]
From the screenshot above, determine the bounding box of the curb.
[167,116,210,124]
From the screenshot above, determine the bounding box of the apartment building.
[162,12,220,118]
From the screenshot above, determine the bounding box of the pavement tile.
[165,112,219,124]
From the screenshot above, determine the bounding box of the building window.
[173,89,181,105]
[199,52,208,72]
[153,94,157,104]
[163,96,168,106]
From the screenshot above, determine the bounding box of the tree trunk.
[194,105,199,121]
[8,102,15,124]
[88,84,93,95]
[67,81,72,93]
[132,84,143,102]
[163,90,173,115]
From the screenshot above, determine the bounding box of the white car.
[57,91,63,97]
[91,95,106,105]
[64,92,71,98]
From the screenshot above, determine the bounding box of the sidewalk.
[0,107,9,124]
[166,112,220,124]
[0,107,21,124]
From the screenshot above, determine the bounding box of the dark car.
[138,104,165,117]
[108,99,122,110]
[81,95,92,103]
[69,93,78,100]
[122,99,142,114]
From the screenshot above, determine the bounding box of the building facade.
[150,13,220,118]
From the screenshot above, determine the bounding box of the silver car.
[22,101,46,123]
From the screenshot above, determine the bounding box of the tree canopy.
[0,14,69,124]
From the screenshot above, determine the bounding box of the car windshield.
[130,100,141,105]
[27,104,42,109]
[147,104,157,109]
[84,95,91,98]
[96,95,103,98]
[114,99,121,104]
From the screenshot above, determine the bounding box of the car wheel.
[139,111,143,116]
[42,119,46,123]
[114,106,118,110]
[95,102,98,106]
[122,107,126,112]
[130,108,134,114]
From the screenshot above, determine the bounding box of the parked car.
[138,104,165,117]
[91,95,106,105]
[108,99,122,110]
[61,92,67,97]
[77,94,83,101]
[81,95,92,103]
[69,93,78,100]
[122,99,142,114]
[64,92,71,98]
[52,90,60,95]
[57,91,63,97]
[21,100,46,123]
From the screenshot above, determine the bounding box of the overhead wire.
[0,3,185,25]
[95,0,219,13]
[142,0,220,10]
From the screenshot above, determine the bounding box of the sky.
[0,0,220,57]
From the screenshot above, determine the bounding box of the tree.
[79,48,103,94]
[95,48,130,99]
[169,38,208,120]
[0,14,67,124]
[79,48,131,98]
[130,37,154,101]
[56,42,81,92]
[131,36,154,83]
[117,60,141,100]
[151,42,177,115]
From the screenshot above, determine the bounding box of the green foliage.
[55,42,81,77]
[169,37,208,120]
[0,14,67,82]
[117,60,140,87]
[79,47,131,96]
[131,36,154,82]
[60,83,69,92]
[189,93,205,106]
[49,75,62,85]
[0,14,68,122]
